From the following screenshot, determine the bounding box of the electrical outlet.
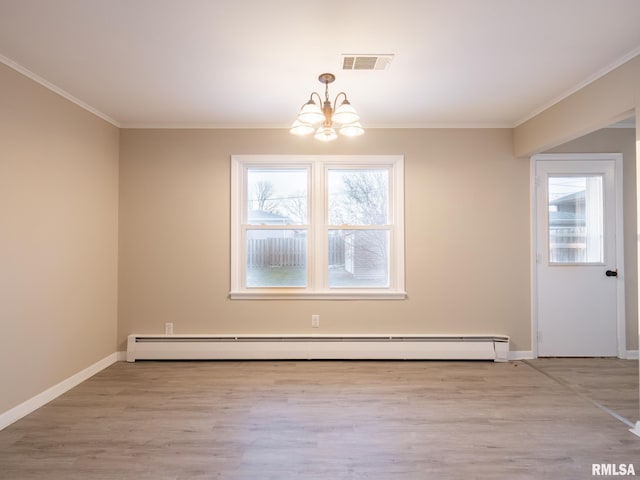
[311,315,320,328]
[165,322,174,335]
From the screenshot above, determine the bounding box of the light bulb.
[339,121,364,137]
[332,100,359,124]
[314,126,338,142]
[289,120,314,136]
[297,99,324,124]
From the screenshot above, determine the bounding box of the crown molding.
[119,122,513,129]
[513,47,640,128]
[0,54,120,127]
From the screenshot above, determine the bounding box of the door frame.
[530,153,626,358]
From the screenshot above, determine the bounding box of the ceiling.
[1,0,639,128]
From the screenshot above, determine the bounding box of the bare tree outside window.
[253,180,277,212]
[247,169,308,224]
[328,169,390,287]
[329,169,388,225]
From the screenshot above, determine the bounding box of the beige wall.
[546,127,638,349]
[0,63,119,414]
[118,128,532,351]
[514,56,640,157]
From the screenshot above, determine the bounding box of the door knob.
[605,270,618,277]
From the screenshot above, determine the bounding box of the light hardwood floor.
[0,359,638,479]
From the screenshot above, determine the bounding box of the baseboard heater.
[127,334,510,362]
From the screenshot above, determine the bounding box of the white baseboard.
[507,351,637,360]
[508,350,534,360]
[116,350,127,362]
[0,352,119,431]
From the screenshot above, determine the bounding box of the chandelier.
[290,73,364,142]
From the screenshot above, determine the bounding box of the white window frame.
[230,155,406,299]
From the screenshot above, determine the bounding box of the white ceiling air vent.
[342,54,394,71]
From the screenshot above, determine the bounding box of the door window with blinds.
[230,155,405,299]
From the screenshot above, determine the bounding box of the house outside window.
[230,155,405,299]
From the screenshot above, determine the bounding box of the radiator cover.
[126,334,510,362]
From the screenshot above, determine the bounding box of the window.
[231,155,405,299]
[547,175,604,264]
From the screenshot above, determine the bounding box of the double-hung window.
[230,155,405,299]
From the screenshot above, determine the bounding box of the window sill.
[229,290,407,300]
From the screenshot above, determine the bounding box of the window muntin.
[231,155,405,299]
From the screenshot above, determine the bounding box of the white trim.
[118,122,514,129]
[530,153,626,358]
[230,155,405,299]
[625,350,639,360]
[0,54,120,127]
[508,350,535,360]
[614,154,627,358]
[530,157,539,358]
[0,352,119,431]
[630,421,640,438]
[229,290,407,300]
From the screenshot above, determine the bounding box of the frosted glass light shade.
[332,100,359,124]
[297,100,324,124]
[290,120,314,136]
[314,126,338,142]
[339,121,364,137]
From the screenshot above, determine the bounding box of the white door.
[534,154,623,357]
